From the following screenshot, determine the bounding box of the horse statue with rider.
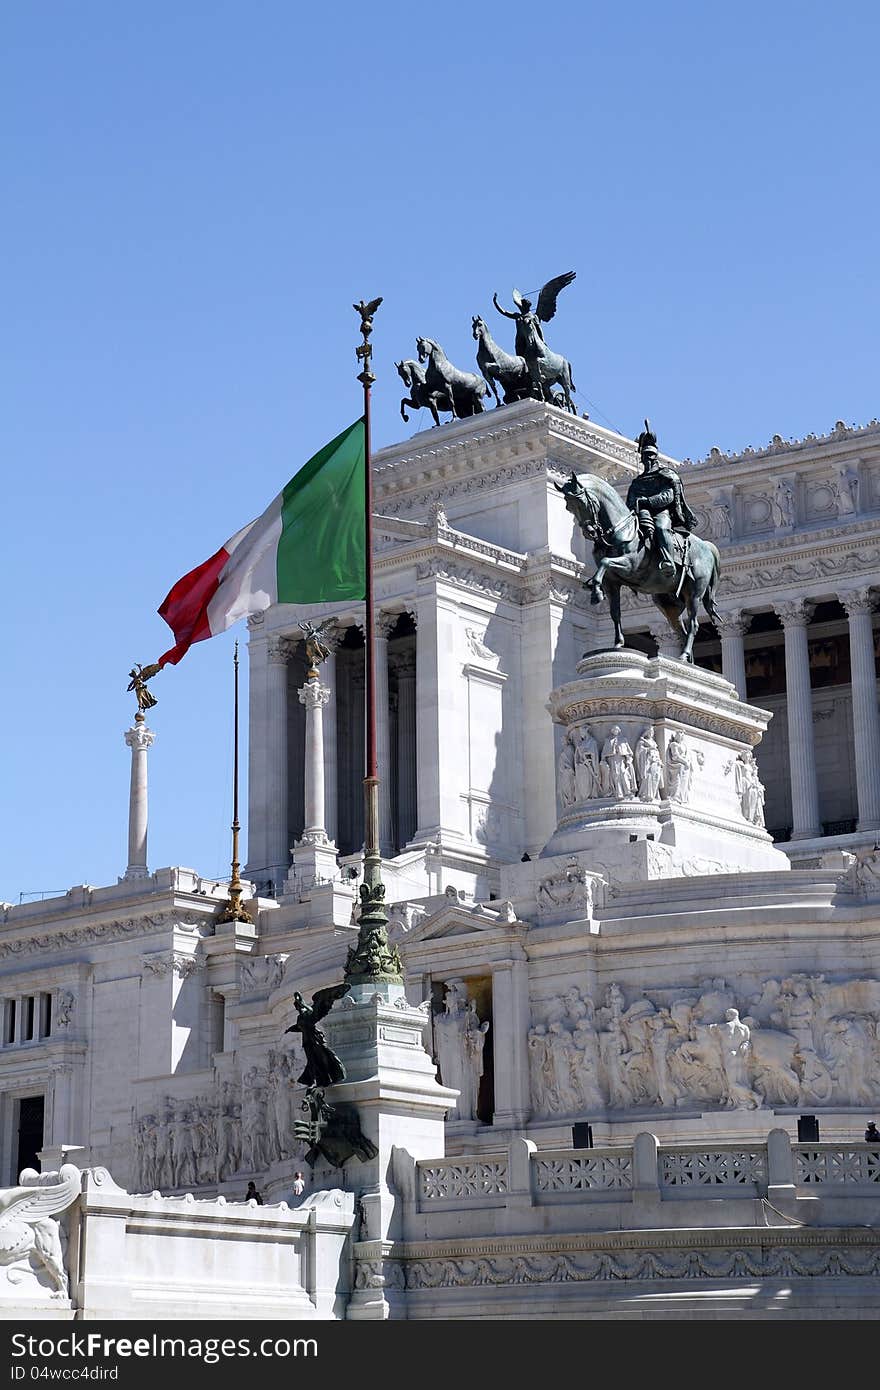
[556,421,722,663]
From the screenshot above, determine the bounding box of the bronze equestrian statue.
[557,422,721,663]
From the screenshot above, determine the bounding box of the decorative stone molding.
[239,954,288,997]
[684,416,880,469]
[141,951,205,980]
[398,1236,880,1291]
[0,910,211,960]
[416,558,520,604]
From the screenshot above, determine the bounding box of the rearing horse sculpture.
[395,359,453,426]
[472,316,530,406]
[557,471,722,662]
[416,337,489,420]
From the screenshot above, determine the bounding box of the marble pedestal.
[285,839,340,896]
[318,984,457,1319]
[542,650,790,879]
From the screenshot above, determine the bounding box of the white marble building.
[3,401,880,1319]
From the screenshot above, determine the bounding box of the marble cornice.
[373,402,639,507]
[682,419,880,473]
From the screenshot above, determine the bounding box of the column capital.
[376,611,399,641]
[776,599,815,629]
[298,679,331,711]
[124,721,156,752]
[840,587,876,617]
[267,636,295,664]
[715,609,751,639]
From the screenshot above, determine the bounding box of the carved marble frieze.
[0,911,210,962]
[375,1235,880,1293]
[528,976,880,1117]
[133,1045,306,1191]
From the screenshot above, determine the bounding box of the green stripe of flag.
[276,418,366,603]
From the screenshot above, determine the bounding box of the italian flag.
[157,419,366,667]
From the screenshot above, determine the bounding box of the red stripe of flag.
[157,544,230,667]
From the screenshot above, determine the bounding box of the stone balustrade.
[411,1134,880,1217]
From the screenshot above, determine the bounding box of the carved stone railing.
[418,1159,509,1205]
[407,1135,880,1217]
[534,1149,632,1200]
[795,1145,880,1188]
[659,1147,767,1195]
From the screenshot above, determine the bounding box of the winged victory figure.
[492,271,577,410]
[300,618,336,674]
[127,662,161,714]
[285,983,351,1086]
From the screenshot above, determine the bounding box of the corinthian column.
[123,716,156,880]
[298,674,332,844]
[841,588,880,832]
[777,600,821,839]
[716,610,751,698]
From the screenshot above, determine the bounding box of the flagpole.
[344,299,402,990]
[218,640,253,924]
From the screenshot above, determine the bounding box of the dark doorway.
[16,1095,44,1177]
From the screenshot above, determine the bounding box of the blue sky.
[3,1,878,902]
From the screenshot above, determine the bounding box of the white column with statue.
[122,663,160,882]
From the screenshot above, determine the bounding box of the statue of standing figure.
[600,726,637,799]
[434,980,489,1122]
[635,727,663,801]
[574,725,601,800]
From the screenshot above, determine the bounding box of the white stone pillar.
[841,588,880,832]
[123,716,156,881]
[716,610,750,699]
[297,675,332,844]
[393,646,417,848]
[647,614,682,659]
[491,956,530,1129]
[777,600,821,839]
[376,613,396,857]
[265,637,293,889]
